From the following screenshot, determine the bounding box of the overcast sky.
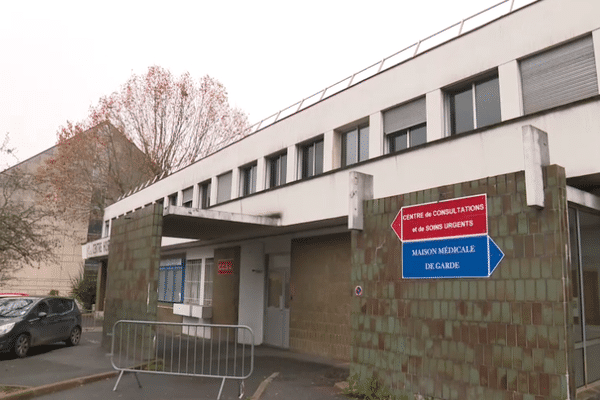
[0,0,535,168]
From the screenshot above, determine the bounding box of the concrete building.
[0,122,150,298]
[86,0,600,398]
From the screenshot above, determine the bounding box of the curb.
[249,372,279,400]
[0,371,118,400]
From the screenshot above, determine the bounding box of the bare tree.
[0,135,59,280]
[91,66,250,175]
[36,122,155,225]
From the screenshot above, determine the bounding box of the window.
[384,97,427,153]
[267,152,287,188]
[203,259,213,306]
[158,258,185,303]
[182,187,193,208]
[520,35,598,114]
[103,220,110,238]
[448,75,500,135]
[183,258,213,306]
[200,180,211,209]
[388,124,427,152]
[239,163,257,197]
[216,172,232,203]
[298,138,324,179]
[341,125,369,167]
[168,193,178,206]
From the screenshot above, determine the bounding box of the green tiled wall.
[350,166,573,400]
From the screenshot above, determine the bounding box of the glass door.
[569,207,600,387]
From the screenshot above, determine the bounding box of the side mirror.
[38,312,47,318]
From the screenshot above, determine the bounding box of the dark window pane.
[280,154,287,185]
[569,208,583,342]
[476,77,501,128]
[306,144,314,177]
[410,125,427,147]
[588,344,600,384]
[201,182,211,209]
[314,140,323,175]
[580,211,600,341]
[359,126,369,162]
[389,131,407,153]
[269,158,278,188]
[451,87,474,134]
[343,129,358,166]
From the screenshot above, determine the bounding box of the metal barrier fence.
[81,312,103,332]
[109,320,254,400]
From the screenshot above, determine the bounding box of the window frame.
[387,123,427,153]
[239,162,258,197]
[266,151,287,189]
[298,137,324,179]
[216,171,232,204]
[182,186,193,208]
[200,180,211,209]
[447,73,501,136]
[341,124,369,167]
[159,258,185,303]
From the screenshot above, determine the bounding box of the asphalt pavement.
[0,330,350,400]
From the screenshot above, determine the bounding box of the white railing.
[110,320,254,400]
[247,0,538,134]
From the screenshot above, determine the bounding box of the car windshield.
[0,298,36,318]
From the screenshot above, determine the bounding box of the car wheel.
[14,334,30,358]
[66,326,81,346]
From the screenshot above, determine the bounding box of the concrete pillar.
[522,125,550,209]
[210,176,218,206]
[369,112,384,159]
[348,171,374,230]
[192,183,200,208]
[256,157,266,192]
[286,144,298,182]
[499,60,523,120]
[323,130,335,172]
[426,89,445,140]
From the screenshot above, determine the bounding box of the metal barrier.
[109,320,254,400]
[81,312,103,332]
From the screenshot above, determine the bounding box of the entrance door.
[264,254,290,348]
[569,207,600,388]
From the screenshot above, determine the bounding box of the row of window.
[105,35,596,231]
[158,257,213,305]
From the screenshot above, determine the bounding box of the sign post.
[391,194,503,279]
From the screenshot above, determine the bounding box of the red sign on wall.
[218,259,234,275]
[392,194,487,241]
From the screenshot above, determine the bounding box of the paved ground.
[0,331,350,400]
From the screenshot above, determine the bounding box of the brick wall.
[290,233,352,361]
[102,204,162,349]
[350,166,573,400]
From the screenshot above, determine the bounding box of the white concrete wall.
[102,0,600,227]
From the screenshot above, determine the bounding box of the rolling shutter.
[383,97,426,134]
[521,35,598,114]
[182,187,193,204]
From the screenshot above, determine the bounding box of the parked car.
[0,296,82,358]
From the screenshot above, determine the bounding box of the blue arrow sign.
[402,235,504,279]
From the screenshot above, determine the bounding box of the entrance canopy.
[162,205,282,240]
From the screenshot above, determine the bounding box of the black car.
[0,296,82,358]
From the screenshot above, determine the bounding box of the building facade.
[1,122,150,298]
[86,0,600,398]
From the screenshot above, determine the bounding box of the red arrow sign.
[392,194,487,241]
